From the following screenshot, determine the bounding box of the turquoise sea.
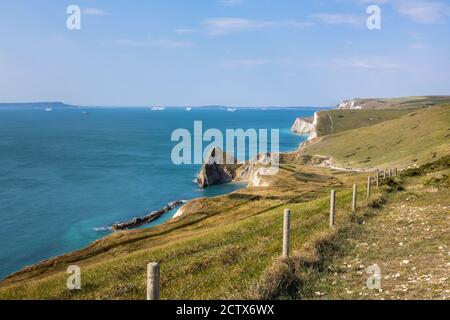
[0,107,317,279]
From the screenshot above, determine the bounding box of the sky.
[0,0,449,107]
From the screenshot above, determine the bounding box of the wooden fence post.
[367,176,372,199]
[282,209,291,258]
[330,190,336,227]
[376,170,380,188]
[352,184,357,214]
[388,169,392,179]
[147,262,160,300]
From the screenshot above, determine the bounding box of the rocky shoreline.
[112,200,185,231]
[110,114,329,230]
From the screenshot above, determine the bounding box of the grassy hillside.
[0,99,448,300]
[340,96,450,110]
[314,109,417,136]
[0,164,373,299]
[314,157,450,300]
[304,104,450,169]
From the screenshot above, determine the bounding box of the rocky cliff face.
[247,167,270,187]
[308,112,320,140]
[197,147,240,188]
[197,148,279,188]
[233,161,271,187]
[291,117,313,135]
[338,99,363,110]
[291,113,321,141]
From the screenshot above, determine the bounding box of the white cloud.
[175,28,198,35]
[204,18,273,35]
[83,8,108,16]
[332,56,401,70]
[397,1,450,24]
[311,13,364,26]
[203,17,311,35]
[114,37,192,48]
[354,0,450,24]
[410,42,428,50]
[283,21,316,28]
[219,58,295,68]
[219,0,244,6]
[356,0,391,4]
[220,59,273,68]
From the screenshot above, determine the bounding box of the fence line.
[147,262,160,300]
[367,176,372,199]
[283,209,291,258]
[375,170,380,188]
[330,190,336,227]
[147,167,402,299]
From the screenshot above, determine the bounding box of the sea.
[0,106,318,279]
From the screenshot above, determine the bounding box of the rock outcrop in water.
[197,147,241,188]
[112,200,184,230]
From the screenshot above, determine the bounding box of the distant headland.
[0,102,76,109]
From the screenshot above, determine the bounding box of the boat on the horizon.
[227,108,238,112]
[45,107,52,112]
[151,106,166,111]
[186,107,192,112]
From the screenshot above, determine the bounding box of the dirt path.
[312,155,372,173]
[315,171,450,300]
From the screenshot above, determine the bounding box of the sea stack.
[197,147,240,188]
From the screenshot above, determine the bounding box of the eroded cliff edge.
[290,112,322,141]
[196,148,241,188]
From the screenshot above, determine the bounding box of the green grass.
[1,100,449,300]
[304,104,450,169]
[0,165,376,300]
[340,96,450,110]
[314,109,417,136]
[310,160,450,300]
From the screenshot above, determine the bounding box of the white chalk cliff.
[291,113,320,141]
[291,117,313,135]
[308,112,320,140]
[338,99,362,110]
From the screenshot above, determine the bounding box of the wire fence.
[147,167,400,300]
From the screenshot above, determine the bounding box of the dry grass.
[240,195,387,300]
[0,162,374,299]
[1,102,448,300]
[311,164,450,300]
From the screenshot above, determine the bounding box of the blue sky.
[0,0,449,106]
